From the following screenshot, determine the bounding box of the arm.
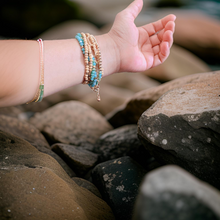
[0,0,175,107]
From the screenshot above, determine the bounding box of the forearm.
[0,34,119,107]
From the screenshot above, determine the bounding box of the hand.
[108,0,176,73]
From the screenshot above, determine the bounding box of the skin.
[0,0,175,107]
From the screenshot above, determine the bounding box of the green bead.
[37,84,44,102]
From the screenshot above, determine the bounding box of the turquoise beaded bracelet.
[75,33,103,101]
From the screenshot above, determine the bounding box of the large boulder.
[29,101,113,147]
[0,115,75,177]
[133,165,220,220]
[138,76,220,189]
[107,71,220,128]
[0,130,114,220]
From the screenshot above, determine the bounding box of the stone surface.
[138,78,220,189]
[143,44,210,82]
[93,125,152,168]
[80,84,134,115]
[0,106,25,118]
[72,177,102,198]
[107,71,220,128]
[92,156,147,220]
[174,14,220,64]
[52,143,99,176]
[0,115,75,177]
[29,101,113,146]
[0,130,115,220]
[133,165,220,220]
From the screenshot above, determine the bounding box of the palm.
[109,0,176,73]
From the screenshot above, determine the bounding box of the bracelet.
[26,38,44,104]
[75,33,103,102]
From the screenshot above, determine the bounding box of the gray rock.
[0,130,115,220]
[107,71,220,128]
[133,165,220,220]
[0,115,75,177]
[138,79,220,189]
[52,143,99,176]
[72,177,102,198]
[92,156,147,220]
[29,101,113,146]
[93,125,152,168]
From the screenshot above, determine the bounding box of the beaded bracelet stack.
[26,38,44,104]
[75,33,103,102]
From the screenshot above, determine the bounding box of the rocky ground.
[1,1,220,219]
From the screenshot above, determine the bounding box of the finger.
[123,0,143,21]
[157,20,175,42]
[142,14,176,37]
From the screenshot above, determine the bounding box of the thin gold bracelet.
[26,38,44,104]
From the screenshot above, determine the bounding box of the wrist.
[96,33,120,76]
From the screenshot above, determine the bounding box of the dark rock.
[0,130,115,220]
[29,101,113,146]
[138,79,220,189]
[93,125,152,168]
[72,177,102,198]
[133,165,220,220]
[92,156,147,220]
[107,71,220,128]
[0,106,25,118]
[0,115,75,177]
[52,143,99,176]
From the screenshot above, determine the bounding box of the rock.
[133,165,220,220]
[29,101,113,146]
[174,14,220,64]
[107,71,220,128]
[93,125,152,168]
[39,20,101,40]
[72,177,102,198]
[52,143,99,176]
[0,106,25,118]
[101,72,160,93]
[143,45,210,82]
[92,156,147,220]
[0,130,115,220]
[0,115,75,177]
[138,77,220,189]
[80,84,134,115]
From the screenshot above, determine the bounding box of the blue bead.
[93,62,96,66]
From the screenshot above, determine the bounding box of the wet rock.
[174,14,220,64]
[29,101,113,146]
[92,156,147,220]
[52,143,99,176]
[0,130,115,220]
[93,125,152,168]
[72,177,102,198]
[107,71,220,128]
[0,115,75,177]
[138,78,220,189]
[133,165,220,220]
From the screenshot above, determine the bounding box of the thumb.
[125,0,143,21]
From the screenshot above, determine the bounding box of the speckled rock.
[93,125,152,168]
[29,101,113,146]
[52,143,99,176]
[0,131,115,220]
[92,156,147,220]
[0,115,75,177]
[138,78,220,189]
[0,106,25,118]
[133,165,220,220]
[107,71,220,128]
